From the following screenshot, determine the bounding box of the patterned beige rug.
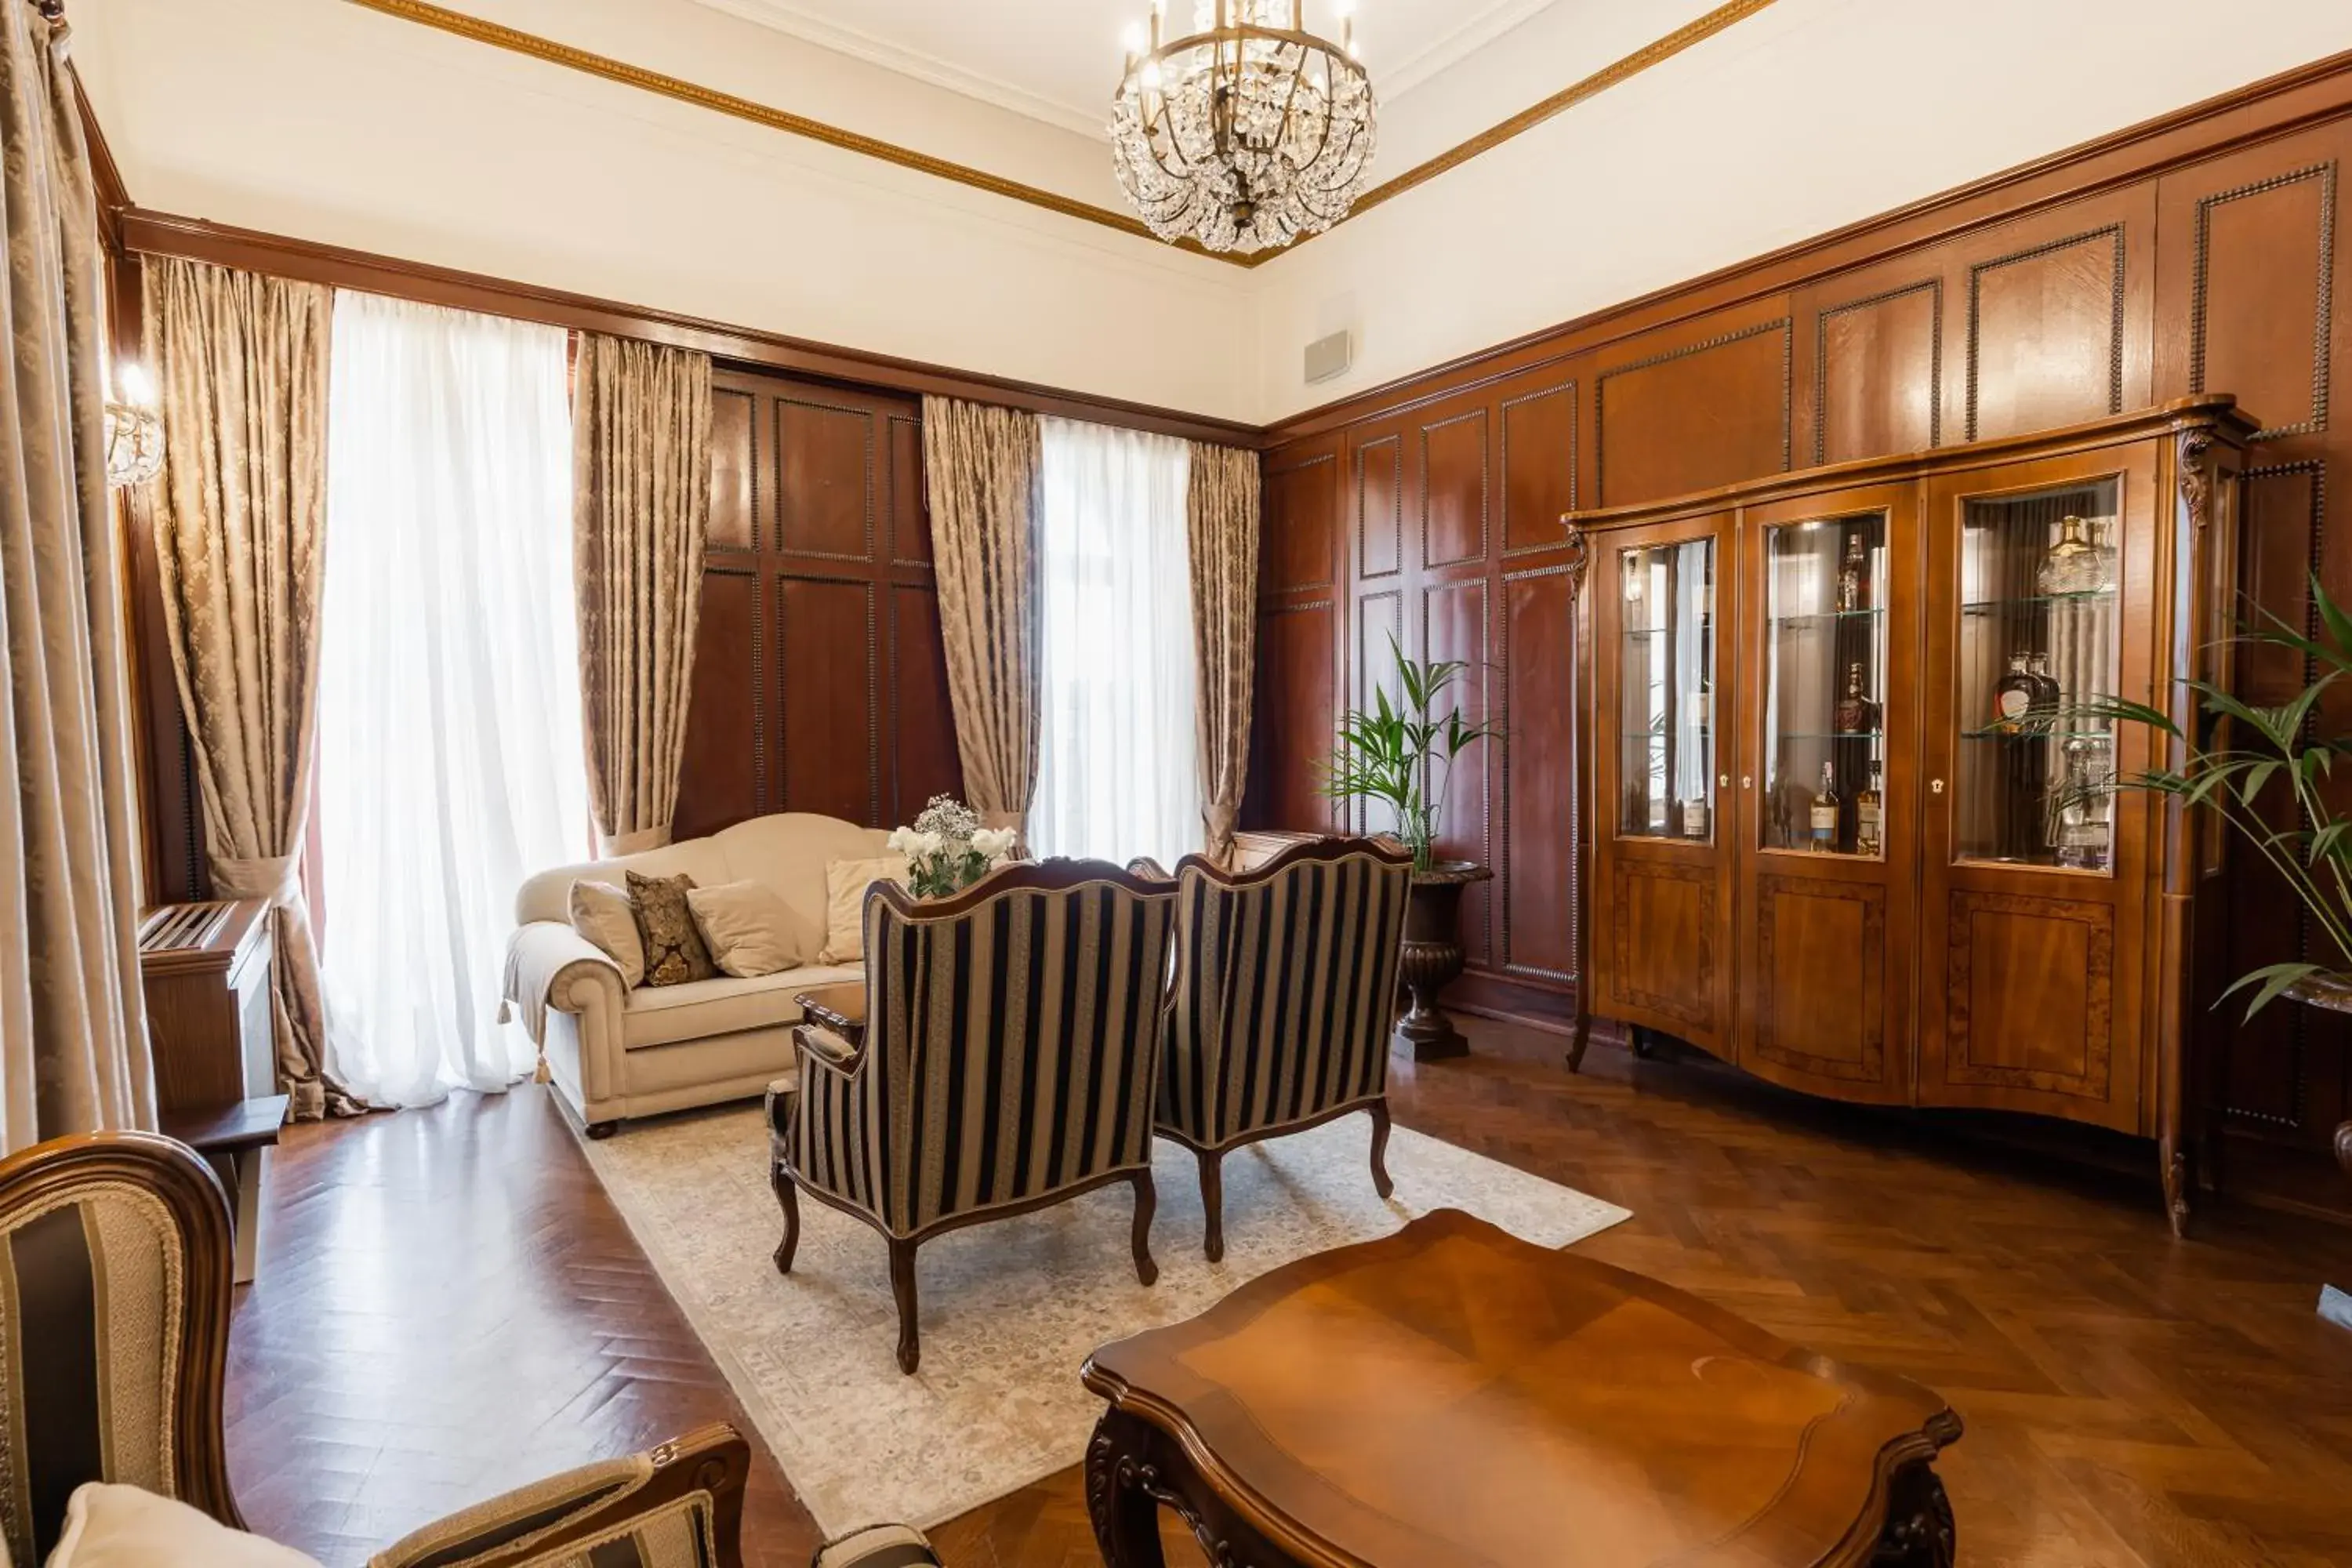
[579,1105,1628,1534]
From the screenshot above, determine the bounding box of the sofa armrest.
[503,920,626,1045]
[368,1422,750,1568]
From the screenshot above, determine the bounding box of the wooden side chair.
[0,1130,755,1567]
[768,860,1179,1374]
[1152,837,1415,1261]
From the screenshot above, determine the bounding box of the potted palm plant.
[1318,636,1501,1061]
[2071,575,2352,1184]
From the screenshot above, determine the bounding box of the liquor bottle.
[1835,532,1867,613]
[2053,736,2113,869]
[1809,761,1839,854]
[1855,760,1884,856]
[2027,652,2060,726]
[1833,662,1882,735]
[1679,793,1709,840]
[1990,652,2038,732]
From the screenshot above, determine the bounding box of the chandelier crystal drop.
[103,361,163,489]
[1111,0,1376,255]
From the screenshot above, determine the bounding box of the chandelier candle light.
[1112,0,1376,254]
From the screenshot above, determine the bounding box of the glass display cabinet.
[1588,516,1735,1058]
[1570,398,2258,1235]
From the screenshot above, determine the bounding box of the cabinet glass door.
[1760,512,1889,857]
[1617,537,1716,842]
[1953,479,2122,872]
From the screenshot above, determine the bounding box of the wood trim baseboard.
[1265,45,2352,441]
[114,208,1266,448]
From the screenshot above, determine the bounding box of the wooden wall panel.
[1501,381,1576,554]
[776,577,879,823]
[1962,190,2155,442]
[1812,276,1942,465]
[1265,452,1340,592]
[1595,310,1792,506]
[671,367,960,840]
[1421,410,1489,568]
[1249,601,1339,832]
[1501,564,1579,982]
[1424,576,1492,965]
[1356,436,1403,580]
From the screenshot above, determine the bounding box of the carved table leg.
[1086,1410,1170,1568]
[1871,1463,1955,1567]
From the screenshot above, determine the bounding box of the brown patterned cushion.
[626,871,717,987]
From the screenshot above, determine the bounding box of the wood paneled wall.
[673,368,960,840]
[1249,66,2352,1174]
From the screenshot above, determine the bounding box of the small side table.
[162,1095,287,1285]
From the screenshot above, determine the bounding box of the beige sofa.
[503,812,890,1136]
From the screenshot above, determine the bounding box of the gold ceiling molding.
[339,0,1781,270]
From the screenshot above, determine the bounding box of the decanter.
[2036,514,2114,596]
[1990,652,2037,732]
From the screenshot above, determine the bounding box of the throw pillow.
[568,878,646,988]
[626,870,718,986]
[46,1483,322,1568]
[817,855,910,965]
[686,880,803,978]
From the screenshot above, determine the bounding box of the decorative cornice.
[336,0,1780,269]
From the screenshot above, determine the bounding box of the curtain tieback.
[601,823,673,857]
[211,853,301,909]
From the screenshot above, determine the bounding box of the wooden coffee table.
[1080,1209,1959,1567]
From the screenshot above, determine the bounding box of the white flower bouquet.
[888,795,1019,899]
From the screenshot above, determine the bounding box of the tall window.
[315,294,590,1108]
[1031,418,1200,868]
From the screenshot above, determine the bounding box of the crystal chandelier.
[1112,1,1376,255]
[104,361,163,489]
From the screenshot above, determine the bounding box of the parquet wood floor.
[227,1021,2352,1567]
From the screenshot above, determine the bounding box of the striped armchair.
[768,861,1179,1374]
[0,1131,755,1568]
[1154,837,1414,1261]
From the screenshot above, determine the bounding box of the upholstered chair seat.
[1152,837,1415,1260]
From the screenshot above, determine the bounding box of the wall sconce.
[104,361,163,489]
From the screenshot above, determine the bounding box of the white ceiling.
[685,0,1570,137]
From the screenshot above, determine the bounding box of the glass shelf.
[1769,607,1885,630]
[1961,727,2114,742]
[1761,510,1889,858]
[1961,589,2117,615]
[1617,537,1716,842]
[1954,482,2121,872]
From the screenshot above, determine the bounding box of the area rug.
[579,1105,1629,1534]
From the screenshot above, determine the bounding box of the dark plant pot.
[1392,861,1494,1063]
[2286,975,2352,1181]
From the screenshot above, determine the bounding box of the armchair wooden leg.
[889,1239,921,1376]
[1368,1101,1396,1200]
[1196,1148,1225,1264]
[770,1160,800,1275]
[1130,1170,1158,1287]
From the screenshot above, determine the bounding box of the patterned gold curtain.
[0,0,155,1152]
[922,396,1043,840]
[572,334,712,855]
[146,256,356,1120]
[1189,441,1260,865]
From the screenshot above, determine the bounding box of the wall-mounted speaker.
[1304,330,1353,384]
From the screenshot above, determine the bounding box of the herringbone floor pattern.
[228,1020,2352,1566]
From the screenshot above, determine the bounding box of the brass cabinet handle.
[1740,775,1753,789]
[1719,773,1730,789]
[1930,778,1946,795]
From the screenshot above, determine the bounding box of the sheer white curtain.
[1032,417,1201,868]
[316,293,591,1108]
